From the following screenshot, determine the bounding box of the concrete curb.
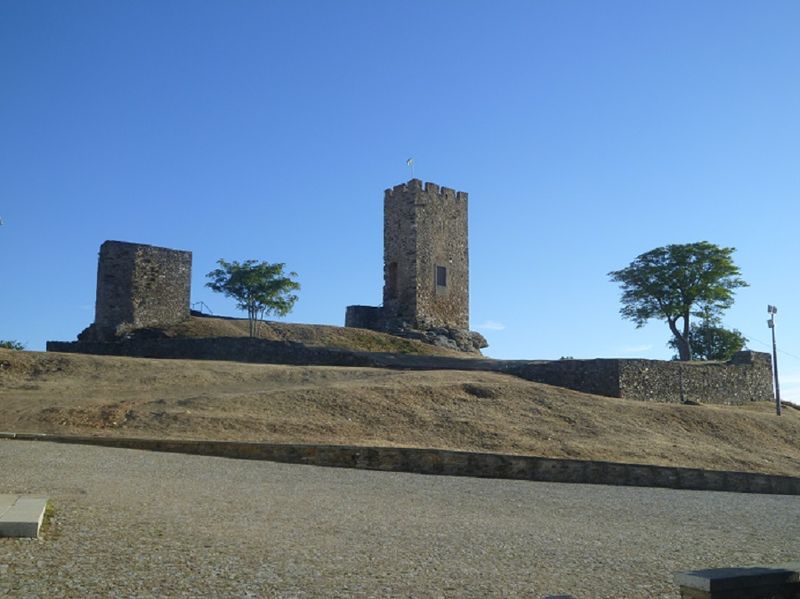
[2,432,799,496]
[674,561,800,597]
[0,494,48,538]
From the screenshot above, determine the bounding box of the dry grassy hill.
[2,348,799,477]
[154,315,478,357]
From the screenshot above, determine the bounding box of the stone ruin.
[64,180,489,353]
[345,179,488,353]
[78,240,192,342]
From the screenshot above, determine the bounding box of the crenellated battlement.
[381,178,469,330]
[348,178,471,340]
[385,179,468,202]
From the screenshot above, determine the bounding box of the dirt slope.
[1,348,799,476]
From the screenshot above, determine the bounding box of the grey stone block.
[674,564,800,599]
[0,495,48,538]
[674,566,799,591]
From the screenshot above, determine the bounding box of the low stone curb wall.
[674,562,800,598]
[2,433,799,496]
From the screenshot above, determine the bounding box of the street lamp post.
[767,305,781,416]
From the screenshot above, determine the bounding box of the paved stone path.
[1,440,798,598]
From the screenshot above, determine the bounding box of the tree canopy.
[609,241,747,361]
[668,321,747,361]
[206,259,300,337]
[0,340,25,350]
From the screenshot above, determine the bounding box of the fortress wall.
[504,351,773,404]
[47,330,774,406]
[46,337,377,367]
[616,351,774,404]
[344,306,384,330]
[502,359,623,398]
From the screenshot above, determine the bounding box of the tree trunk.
[253,311,261,338]
[668,317,692,361]
[673,335,691,361]
[247,305,256,338]
[682,310,692,360]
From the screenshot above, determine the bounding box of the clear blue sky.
[2,2,799,400]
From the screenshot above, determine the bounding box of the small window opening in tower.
[387,262,398,299]
[436,265,447,288]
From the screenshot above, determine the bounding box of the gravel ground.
[1,440,798,598]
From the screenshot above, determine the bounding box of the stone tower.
[345,178,482,354]
[382,179,469,329]
[90,240,192,340]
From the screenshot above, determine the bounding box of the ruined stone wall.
[344,305,383,330]
[94,241,192,339]
[501,359,623,398]
[382,180,469,329]
[47,337,377,367]
[504,351,773,404]
[47,330,773,405]
[616,351,773,404]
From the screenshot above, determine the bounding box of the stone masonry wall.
[616,351,773,404]
[413,181,469,330]
[10,433,800,495]
[47,330,774,406]
[504,351,773,404]
[382,181,418,322]
[94,241,192,339]
[501,359,622,398]
[47,337,377,367]
[344,305,383,330]
[382,180,469,330]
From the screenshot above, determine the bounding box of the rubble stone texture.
[93,240,191,340]
[345,179,480,351]
[502,351,774,404]
[382,179,469,330]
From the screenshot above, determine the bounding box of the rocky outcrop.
[386,323,488,354]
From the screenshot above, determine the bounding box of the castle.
[346,179,486,353]
[79,179,483,350]
[46,179,774,406]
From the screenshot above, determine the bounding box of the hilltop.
[128,314,480,358]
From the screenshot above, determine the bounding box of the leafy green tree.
[0,340,25,350]
[668,322,747,361]
[609,241,747,361]
[206,259,300,337]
